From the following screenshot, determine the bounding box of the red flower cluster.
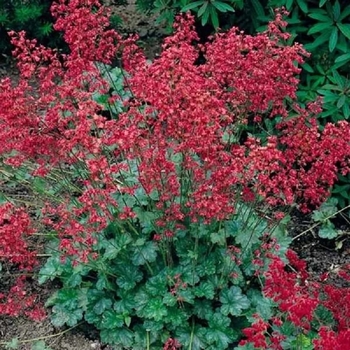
[0,204,45,320]
[163,337,181,350]
[240,249,350,349]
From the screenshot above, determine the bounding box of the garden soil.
[1,1,350,348]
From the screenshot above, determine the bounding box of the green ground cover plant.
[0,0,350,349]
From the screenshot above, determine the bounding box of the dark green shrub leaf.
[211,1,235,13]
[337,95,346,109]
[302,63,314,73]
[209,5,219,28]
[304,30,331,51]
[250,0,264,17]
[328,27,338,52]
[308,12,331,22]
[181,1,204,12]
[197,2,208,17]
[332,0,340,20]
[339,6,350,21]
[296,0,308,13]
[335,52,350,63]
[337,23,350,40]
[201,8,210,25]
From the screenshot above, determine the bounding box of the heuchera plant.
[0,0,350,348]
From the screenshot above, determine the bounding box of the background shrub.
[0,0,62,54]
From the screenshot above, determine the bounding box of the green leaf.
[210,5,219,28]
[114,290,137,313]
[181,0,204,12]
[176,325,208,350]
[145,272,167,296]
[250,0,265,17]
[283,0,292,10]
[319,0,327,7]
[235,225,263,251]
[291,334,313,349]
[337,23,350,40]
[220,286,250,316]
[32,341,53,350]
[193,299,214,320]
[133,207,158,226]
[335,53,350,63]
[235,344,256,350]
[0,10,9,25]
[197,2,208,17]
[329,27,338,52]
[196,255,217,276]
[332,0,340,20]
[206,313,235,348]
[139,297,168,321]
[318,221,339,239]
[163,292,177,307]
[307,22,333,35]
[302,63,314,73]
[332,69,345,88]
[212,1,235,13]
[296,0,308,13]
[38,256,63,284]
[38,22,53,37]
[101,327,133,346]
[194,281,215,299]
[312,304,335,328]
[4,338,19,350]
[210,229,226,245]
[93,298,113,315]
[101,310,124,329]
[247,289,274,320]
[51,304,83,327]
[163,306,189,326]
[339,6,350,21]
[201,8,210,25]
[337,95,346,109]
[312,198,338,222]
[115,263,143,290]
[308,12,331,22]
[343,102,350,118]
[304,30,331,51]
[132,241,157,266]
